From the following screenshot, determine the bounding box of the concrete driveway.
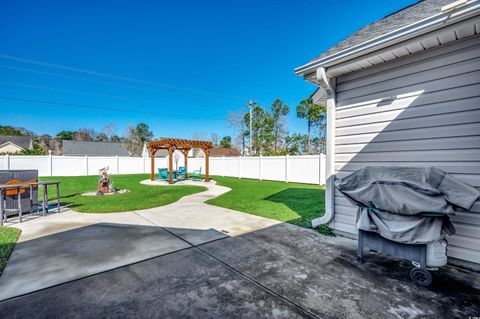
[0,181,479,318]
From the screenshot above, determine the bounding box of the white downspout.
[312,67,336,228]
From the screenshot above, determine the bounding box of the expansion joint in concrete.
[159,226,320,319]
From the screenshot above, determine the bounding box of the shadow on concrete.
[0,222,228,302]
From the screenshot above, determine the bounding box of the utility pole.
[245,100,256,155]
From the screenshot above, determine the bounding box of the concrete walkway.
[1,180,479,318]
[0,180,279,301]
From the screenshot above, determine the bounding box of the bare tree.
[101,123,116,140]
[95,133,109,142]
[124,126,143,156]
[191,132,208,141]
[211,133,220,146]
[124,123,153,156]
[74,128,96,141]
[52,139,62,155]
[227,110,247,155]
[37,134,52,153]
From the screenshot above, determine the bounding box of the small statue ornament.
[97,167,112,195]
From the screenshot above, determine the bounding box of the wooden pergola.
[147,138,213,184]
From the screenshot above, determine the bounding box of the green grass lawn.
[40,174,206,213]
[36,174,329,233]
[207,176,330,234]
[0,227,21,275]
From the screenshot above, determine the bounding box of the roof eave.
[0,141,25,150]
[295,0,480,77]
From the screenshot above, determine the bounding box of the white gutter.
[311,68,336,228]
[295,0,480,76]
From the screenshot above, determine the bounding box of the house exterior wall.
[331,34,480,265]
[0,143,24,154]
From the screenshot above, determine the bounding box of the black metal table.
[29,181,61,216]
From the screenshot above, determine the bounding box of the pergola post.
[182,149,189,177]
[150,148,156,181]
[168,146,173,184]
[205,147,210,182]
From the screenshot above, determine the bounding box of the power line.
[0,64,245,105]
[0,80,160,104]
[0,54,249,102]
[0,63,270,110]
[0,96,226,121]
[0,64,185,95]
[0,80,229,111]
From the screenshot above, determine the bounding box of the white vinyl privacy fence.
[1,154,326,185]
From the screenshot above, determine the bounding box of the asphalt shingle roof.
[311,0,452,63]
[210,148,241,157]
[62,140,130,156]
[189,148,241,157]
[0,135,32,149]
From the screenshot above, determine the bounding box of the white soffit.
[327,16,480,78]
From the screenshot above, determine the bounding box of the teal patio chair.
[177,167,187,180]
[157,168,169,181]
[191,167,202,181]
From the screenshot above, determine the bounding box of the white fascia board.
[295,0,480,76]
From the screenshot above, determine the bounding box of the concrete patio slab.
[135,204,280,238]
[164,227,228,246]
[200,223,480,319]
[0,248,313,319]
[1,222,478,318]
[5,209,154,242]
[0,223,191,301]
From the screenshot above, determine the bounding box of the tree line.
[0,123,153,156]
[1,95,326,157]
[228,97,326,156]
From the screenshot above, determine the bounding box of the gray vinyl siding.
[332,34,480,264]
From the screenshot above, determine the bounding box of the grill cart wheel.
[410,268,432,286]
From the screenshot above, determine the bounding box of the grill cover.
[335,167,480,244]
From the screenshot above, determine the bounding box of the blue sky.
[1,0,417,139]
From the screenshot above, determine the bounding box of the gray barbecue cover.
[335,167,480,244]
